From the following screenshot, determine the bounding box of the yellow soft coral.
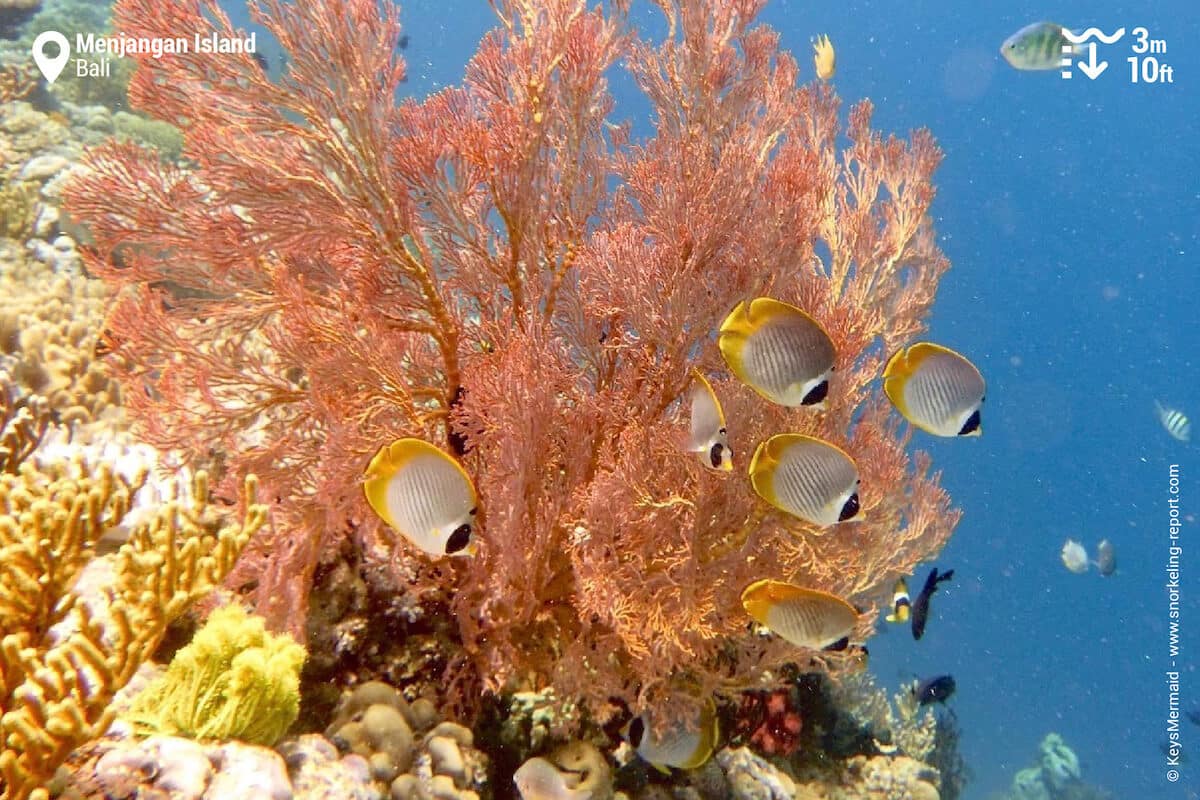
[0,457,265,800]
[128,604,305,746]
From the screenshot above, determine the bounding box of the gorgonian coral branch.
[66,0,959,724]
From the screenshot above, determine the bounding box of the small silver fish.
[1061,539,1088,574]
[1155,401,1191,442]
[1094,539,1116,577]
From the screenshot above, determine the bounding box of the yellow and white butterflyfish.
[687,369,732,471]
[718,297,836,408]
[748,433,862,526]
[883,342,985,437]
[628,697,719,772]
[885,577,911,623]
[513,757,590,800]
[741,580,859,650]
[813,34,836,80]
[363,438,478,557]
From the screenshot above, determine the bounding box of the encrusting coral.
[324,681,489,799]
[0,422,267,800]
[127,603,306,746]
[0,181,38,241]
[64,0,962,726]
[0,243,118,426]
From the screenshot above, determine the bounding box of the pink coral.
[65,0,959,722]
[736,689,804,757]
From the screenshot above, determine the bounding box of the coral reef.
[298,543,465,730]
[0,59,38,105]
[0,102,69,172]
[0,181,37,239]
[282,733,377,800]
[0,0,40,40]
[79,735,294,800]
[325,681,489,799]
[1037,734,1079,793]
[829,674,939,763]
[111,110,183,160]
[1002,734,1108,800]
[127,603,306,746]
[813,754,941,800]
[6,0,130,109]
[0,416,266,800]
[717,747,797,800]
[732,687,804,757]
[0,244,118,424]
[0,373,48,472]
[926,707,968,800]
[65,0,961,728]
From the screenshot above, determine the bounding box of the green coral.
[128,604,306,746]
[16,0,133,109]
[0,180,38,240]
[1038,733,1080,791]
[113,111,184,161]
[1007,733,1091,800]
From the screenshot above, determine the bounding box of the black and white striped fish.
[1155,401,1191,443]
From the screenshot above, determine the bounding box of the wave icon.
[1062,27,1125,44]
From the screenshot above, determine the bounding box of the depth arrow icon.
[1077,43,1108,79]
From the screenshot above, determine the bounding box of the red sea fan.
[65,0,960,722]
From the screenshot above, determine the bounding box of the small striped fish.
[1155,401,1191,442]
[1000,22,1081,71]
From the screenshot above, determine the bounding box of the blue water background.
[221,1,1199,796]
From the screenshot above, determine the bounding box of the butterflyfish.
[687,369,733,471]
[1094,538,1116,577]
[514,758,580,800]
[718,297,836,408]
[1001,22,1082,71]
[885,577,911,623]
[741,580,859,650]
[363,438,478,557]
[1061,539,1088,574]
[514,742,609,800]
[628,697,719,772]
[748,434,862,526]
[813,34,836,80]
[1155,401,1191,442]
[910,567,953,641]
[513,758,590,800]
[884,343,985,437]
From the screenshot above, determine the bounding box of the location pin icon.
[32,31,70,84]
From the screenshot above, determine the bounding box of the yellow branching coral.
[0,457,266,800]
[128,604,305,746]
[0,375,48,475]
[0,249,118,426]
